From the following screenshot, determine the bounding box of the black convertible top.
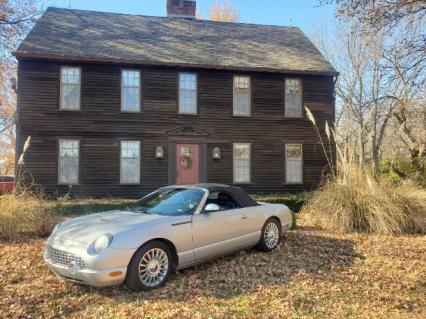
[176,183,259,208]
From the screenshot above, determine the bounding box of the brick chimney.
[167,0,196,19]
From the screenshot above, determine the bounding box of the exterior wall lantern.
[212,147,221,160]
[155,146,164,159]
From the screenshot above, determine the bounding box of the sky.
[47,0,337,35]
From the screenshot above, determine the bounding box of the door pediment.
[167,126,210,137]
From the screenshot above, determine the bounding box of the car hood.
[52,210,168,246]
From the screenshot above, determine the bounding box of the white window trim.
[284,78,303,118]
[57,139,80,185]
[178,72,198,115]
[120,140,141,185]
[285,143,303,184]
[121,69,141,112]
[233,75,251,117]
[233,142,251,184]
[59,66,81,111]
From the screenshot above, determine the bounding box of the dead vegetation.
[0,191,59,240]
[0,190,133,241]
[302,166,426,234]
[0,216,424,318]
[302,106,426,235]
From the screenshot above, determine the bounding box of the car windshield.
[130,188,205,216]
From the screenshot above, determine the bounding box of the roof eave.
[13,51,339,77]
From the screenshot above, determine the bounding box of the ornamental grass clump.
[302,106,426,235]
[0,190,59,241]
[302,165,426,234]
[0,137,61,241]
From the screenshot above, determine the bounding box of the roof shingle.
[15,7,337,75]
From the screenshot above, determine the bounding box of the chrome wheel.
[264,222,280,249]
[138,248,169,287]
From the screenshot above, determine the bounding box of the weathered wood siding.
[16,59,335,198]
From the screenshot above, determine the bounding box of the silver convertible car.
[44,184,293,291]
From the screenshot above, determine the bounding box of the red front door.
[176,144,200,184]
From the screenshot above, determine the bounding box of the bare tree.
[320,0,425,46]
[382,41,426,169]
[317,0,426,173]
[0,0,41,174]
[208,1,239,22]
[313,21,391,165]
[0,0,41,59]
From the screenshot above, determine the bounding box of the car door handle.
[241,215,248,220]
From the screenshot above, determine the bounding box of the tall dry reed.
[302,106,426,234]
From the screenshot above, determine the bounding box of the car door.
[192,192,253,260]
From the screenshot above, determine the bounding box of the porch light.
[212,147,221,159]
[155,146,164,159]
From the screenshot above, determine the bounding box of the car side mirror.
[205,203,220,212]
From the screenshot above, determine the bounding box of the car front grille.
[46,245,85,269]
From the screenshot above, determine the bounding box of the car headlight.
[93,234,113,253]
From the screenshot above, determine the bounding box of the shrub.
[55,198,134,217]
[302,165,426,235]
[0,192,60,241]
[253,193,308,212]
[377,160,426,186]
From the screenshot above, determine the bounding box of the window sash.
[233,143,251,183]
[121,70,141,112]
[58,139,79,184]
[233,76,251,116]
[285,78,302,118]
[285,144,303,183]
[179,73,197,114]
[60,67,81,110]
[120,141,141,184]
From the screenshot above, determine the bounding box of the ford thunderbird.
[44,184,293,291]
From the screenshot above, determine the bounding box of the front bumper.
[44,236,132,287]
[44,255,127,287]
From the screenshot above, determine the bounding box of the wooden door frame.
[168,138,207,185]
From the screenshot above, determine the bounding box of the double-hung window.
[121,70,141,112]
[233,76,251,116]
[179,73,197,114]
[233,143,251,183]
[58,139,80,184]
[285,144,303,183]
[60,67,81,110]
[120,141,141,184]
[285,78,303,117]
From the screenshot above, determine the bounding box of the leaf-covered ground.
[0,217,425,319]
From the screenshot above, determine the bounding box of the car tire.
[125,240,173,292]
[256,218,282,252]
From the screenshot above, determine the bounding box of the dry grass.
[0,193,134,241]
[303,106,426,235]
[0,216,424,319]
[0,192,60,240]
[302,166,426,235]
